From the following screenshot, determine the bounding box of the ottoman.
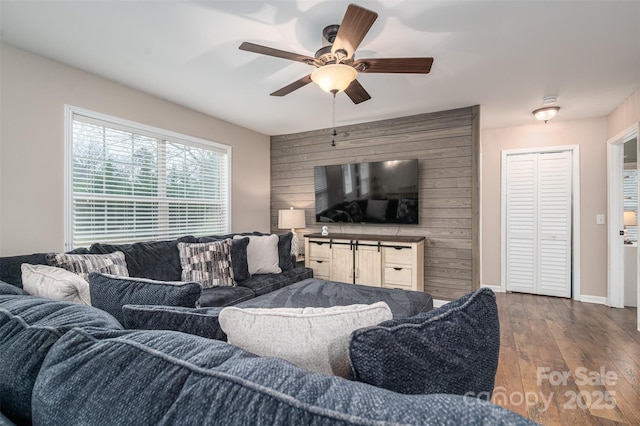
[234,278,433,318]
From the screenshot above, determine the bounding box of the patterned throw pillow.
[46,251,129,282]
[177,240,235,289]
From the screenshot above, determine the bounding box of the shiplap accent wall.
[270,106,480,300]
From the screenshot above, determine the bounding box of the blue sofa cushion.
[32,327,534,425]
[236,278,433,318]
[89,273,201,324]
[349,288,500,397]
[0,281,27,295]
[199,285,255,307]
[0,295,121,425]
[89,236,197,282]
[122,304,226,340]
[237,267,313,296]
[0,253,50,288]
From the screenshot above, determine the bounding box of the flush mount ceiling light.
[310,64,358,94]
[532,96,560,123]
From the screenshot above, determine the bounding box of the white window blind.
[66,107,230,249]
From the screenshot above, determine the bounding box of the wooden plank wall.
[270,106,480,300]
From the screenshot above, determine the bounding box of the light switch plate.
[596,214,605,225]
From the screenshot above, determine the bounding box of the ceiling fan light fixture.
[311,64,357,94]
[532,106,560,123]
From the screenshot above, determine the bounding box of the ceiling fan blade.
[331,4,378,58]
[270,74,313,97]
[239,42,315,64]
[344,79,371,104]
[354,58,434,74]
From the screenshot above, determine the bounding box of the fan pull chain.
[331,93,337,147]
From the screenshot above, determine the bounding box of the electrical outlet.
[596,214,605,225]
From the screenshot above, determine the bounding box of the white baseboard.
[578,295,607,305]
[433,299,448,308]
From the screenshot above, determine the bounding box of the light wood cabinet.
[305,233,424,292]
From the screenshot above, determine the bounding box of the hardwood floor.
[492,292,640,425]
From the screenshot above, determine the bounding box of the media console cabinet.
[304,233,425,292]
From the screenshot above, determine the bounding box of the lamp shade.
[278,208,306,229]
[624,210,637,226]
[311,64,357,94]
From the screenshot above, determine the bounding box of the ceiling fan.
[239,3,434,104]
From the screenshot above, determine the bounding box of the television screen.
[314,159,419,225]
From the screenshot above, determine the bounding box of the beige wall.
[481,118,608,298]
[608,88,640,139]
[0,43,271,256]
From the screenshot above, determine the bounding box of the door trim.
[606,123,640,314]
[500,145,581,300]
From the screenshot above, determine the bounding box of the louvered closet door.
[505,151,572,298]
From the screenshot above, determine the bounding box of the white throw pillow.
[21,264,91,305]
[233,234,281,275]
[219,302,392,377]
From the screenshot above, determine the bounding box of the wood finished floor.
[492,292,640,425]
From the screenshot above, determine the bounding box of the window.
[65,106,231,250]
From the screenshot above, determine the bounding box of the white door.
[505,151,572,297]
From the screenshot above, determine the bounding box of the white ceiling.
[1,1,639,136]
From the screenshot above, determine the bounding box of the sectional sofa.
[0,233,535,425]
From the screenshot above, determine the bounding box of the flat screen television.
[314,159,419,225]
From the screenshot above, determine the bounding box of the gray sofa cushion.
[199,285,255,307]
[349,288,500,397]
[0,253,50,288]
[237,267,313,296]
[122,304,226,341]
[32,327,534,425]
[89,273,201,324]
[253,231,294,271]
[0,295,121,425]
[236,278,432,318]
[0,281,27,295]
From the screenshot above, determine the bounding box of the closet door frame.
[500,145,581,300]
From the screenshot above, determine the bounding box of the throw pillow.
[234,234,281,275]
[276,232,294,271]
[46,251,129,282]
[344,201,364,223]
[349,288,500,397]
[122,304,226,341]
[88,273,202,324]
[177,240,235,288]
[396,198,418,223]
[219,302,392,377]
[198,236,251,282]
[365,199,389,221]
[21,264,91,305]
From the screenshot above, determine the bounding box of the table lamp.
[278,208,306,257]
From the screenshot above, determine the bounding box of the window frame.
[64,105,232,250]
